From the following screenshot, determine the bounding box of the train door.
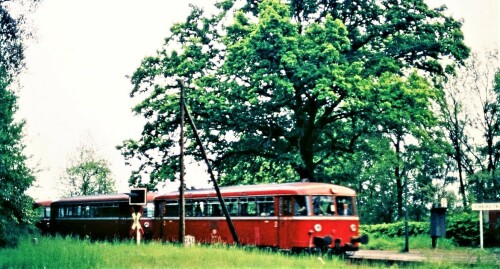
[154,200,166,240]
[278,196,293,249]
[254,196,277,247]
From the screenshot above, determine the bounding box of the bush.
[445,211,479,247]
[360,221,429,238]
[361,211,480,247]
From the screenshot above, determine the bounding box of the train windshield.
[312,195,335,216]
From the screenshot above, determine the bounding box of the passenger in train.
[339,203,352,216]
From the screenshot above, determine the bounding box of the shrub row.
[360,212,480,247]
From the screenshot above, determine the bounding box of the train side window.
[224,198,239,216]
[45,207,51,218]
[155,201,166,217]
[312,195,334,216]
[194,200,206,217]
[239,198,257,216]
[257,196,274,216]
[37,206,45,218]
[165,200,179,217]
[99,203,119,217]
[58,207,64,218]
[91,203,101,218]
[143,203,155,218]
[185,200,194,217]
[65,206,73,217]
[294,196,308,216]
[208,199,222,216]
[83,206,90,217]
[280,197,293,216]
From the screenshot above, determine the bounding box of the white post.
[479,210,483,249]
[136,227,141,245]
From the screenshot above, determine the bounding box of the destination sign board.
[471,203,500,211]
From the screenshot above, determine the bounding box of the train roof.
[34,200,52,206]
[51,192,157,204]
[155,182,356,200]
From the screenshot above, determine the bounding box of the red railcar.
[50,193,156,240]
[34,200,52,234]
[153,182,368,254]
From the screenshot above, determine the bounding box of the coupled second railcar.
[153,182,368,254]
[50,193,156,240]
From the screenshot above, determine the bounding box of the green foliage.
[0,67,35,248]
[60,144,116,197]
[361,212,481,248]
[362,234,458,251]
[361,221,430,238]
[446,211,479,247]
[120,0,469,192]
[0,0,40,249]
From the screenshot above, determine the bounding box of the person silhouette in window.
[340,203,352,216]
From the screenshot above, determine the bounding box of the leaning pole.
[179,83,239,245]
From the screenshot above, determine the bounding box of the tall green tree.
[120,0,468,189]
[472,51,500,202]
[440,50,500,203]
[60,144,116,197]
[0,0,40,248]
[440,70,474,208]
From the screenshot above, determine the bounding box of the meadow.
[0,235,497,268]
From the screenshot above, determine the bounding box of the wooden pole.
[178,79,185,245]
[183,104,240,245]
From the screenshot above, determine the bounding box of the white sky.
[17,0,499,200]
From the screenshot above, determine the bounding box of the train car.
[50,193,156,240]
[153,182,368,254]
[34,200,52,234]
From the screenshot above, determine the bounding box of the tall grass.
[0,236,496,268]
[0,236,347,269]
[361,235,458,251]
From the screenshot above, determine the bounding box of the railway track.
[348,249,500,266]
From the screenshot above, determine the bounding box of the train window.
[165,201,179,217]
[83,206,90,217]
[58,207,64,218]
[312,196,334,216]
[207,199,222,217]
[98,203,120,217]
[37,207,45,218]
[185,200,194,217]
[239,198,257,216]
[224,198,239,216]
[144,203,155,218]
[257,196,274,216]
[91,203,102,217]
[336,196,354,216]
[45,207,51,218]
[155,201,166,217]
[294,196,308,216]
[193,200,206,217]
[280,197,293,216]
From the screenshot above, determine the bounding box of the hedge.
[360,212,480,247]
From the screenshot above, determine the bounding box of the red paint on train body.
[153,182,368,253]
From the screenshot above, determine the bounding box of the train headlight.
[314,224,322,232]
[144,222,150,228]
[350,224,357,232]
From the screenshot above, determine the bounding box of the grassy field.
[0,235,497,268]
